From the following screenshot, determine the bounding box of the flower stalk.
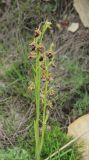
[28,21,55,160]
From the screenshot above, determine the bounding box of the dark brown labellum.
[31,44,36,51]
[28,52,36,59]
[39,56,43,61]
[34,29,40,37]
[38,46,44,53]
[47,52,53,59]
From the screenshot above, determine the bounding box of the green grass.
[60,57,89,90]
[57,57,89,115]
[0,1,84,160]
[0,35,84,160]
[42,125,81,160]
[0,36,84,160]
[1,44,35,102]
[17,124,82,160]
[74,92,89,115]
[0,148,31,160]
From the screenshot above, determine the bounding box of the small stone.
[68,114,89,160]
[68,23,79,32]
[74,0,89,28]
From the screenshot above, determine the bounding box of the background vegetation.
[0,0,88,159]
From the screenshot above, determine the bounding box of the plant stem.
[33,21,52,160]
[40,57,49,152]
[35,51,41,160]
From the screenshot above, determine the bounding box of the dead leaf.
[59,20,69,28]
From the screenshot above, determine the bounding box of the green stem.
[40,80,48,152]
[35,51,41,160]
[34,21,51,160]
[40,58,49,153]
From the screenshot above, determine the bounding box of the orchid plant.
[28,21,55,160]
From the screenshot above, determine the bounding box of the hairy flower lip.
[46,51,54,59]
[34,28,41,37]
[42,75,53,82]
[38,46,45,53]
[28,52,36,59]
[39,56,44,61]
[29,42,36,51]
